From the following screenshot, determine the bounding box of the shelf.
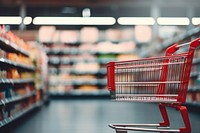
[188,86,200,91]
[190,71,199,78]
[48,58,115,65]
[0,91,36,106]
[71,68,106,75]
[0,58,35,72]
[185,101,200,107]
[50,89,109,96]
[0,101,41,128]
[193,58,200,65]
[43,42,81,46]
[49,79,107,86]
[46,48,135,56]
[48,67,106,75]
[0,37,29,57]
[0,78,34,85]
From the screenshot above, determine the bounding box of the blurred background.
[0,0,200,133]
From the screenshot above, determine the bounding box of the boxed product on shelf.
[60,30,79,43]
[196,49,200,58]
[7,53,18,62]
[96,41,136,53]
[97,54,116,63]
[73,54,96,62]
[0,49,6,58]
[0,91,5,99]
[0,111,2,121]
[78,85,98,91]
[80,27,99,43]
[38,26,56,43]
[196,92,200,102]
[117,54,138,61]
[2,107,9,120]
[105,28,122,42]
[121,28,134,41]
[7,68,20,79]
[72,75,96,82]
[72,62,100,74]
[79,43,96,53]
[56,85,66,93]
[0,69,7,79]
[96,41,114,53]
[10,103,21,118]
[6,31,29,52]
[21,72,34,79]
[134,25,152,43]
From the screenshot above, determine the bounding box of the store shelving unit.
[43,38,136,97]
[0,29,47,129]
[139,26,200,109]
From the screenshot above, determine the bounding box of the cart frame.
[107,38,200,133]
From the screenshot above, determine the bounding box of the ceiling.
[0,0,200,31]
[0,0,122,6]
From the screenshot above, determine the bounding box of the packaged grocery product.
[0,91,5,99]
[105,28,122,42]
[60,30,79,43]
[10,68,20,79]
[80,27,99,43]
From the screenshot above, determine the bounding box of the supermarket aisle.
[6,100,200,133]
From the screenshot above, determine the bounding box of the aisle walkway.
[6,100,200,133]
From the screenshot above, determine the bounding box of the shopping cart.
[106,38,200,133]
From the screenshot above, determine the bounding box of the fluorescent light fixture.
[23,17,32,25]
[33,17,81,25]
[0,16,22,25]
[157,17,190,25]
[33,17,116,25]
[192,17,200,25]
[81,17,116,25]
[118,17,155,25]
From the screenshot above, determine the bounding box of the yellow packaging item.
[11,68,20,79]
[8,53,18,62]
[17,88,26,95]
[117,54,138,61]
[21,72,33,79]
[78,85,98,91]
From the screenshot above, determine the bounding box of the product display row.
[41,27,139,96]
[44,42,138,95]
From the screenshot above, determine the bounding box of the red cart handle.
[166,38,200,56]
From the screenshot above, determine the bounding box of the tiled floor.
[4,100,200,133]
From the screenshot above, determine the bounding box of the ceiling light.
[33,17,116,25]
[157,17,190,25]
[0,16,22,25]
[118,17,155,25]
[33,17,81,25]
[192,17,200,25]
[81,17,116,25]
[23,17,32,25]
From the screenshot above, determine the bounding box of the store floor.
[6,100,200,133]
